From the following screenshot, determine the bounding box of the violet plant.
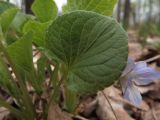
[0,0,159,120]
[120,58,160,106]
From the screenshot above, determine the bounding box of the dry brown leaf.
[0,107,10,120]
[76,96,97,116]
[143,103,160,120]
[47,104,72,120]
[96,86,134,120]
[82,99,97,116]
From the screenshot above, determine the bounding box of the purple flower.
[120,58,160,106]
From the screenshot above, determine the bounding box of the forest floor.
[0,30,160,120]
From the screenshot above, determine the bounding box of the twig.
[33,50,40,57]
[145,55,160,63]
[101,91,119,120]
[71,114,89,120]
[109,95,147,112]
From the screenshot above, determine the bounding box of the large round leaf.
[46,11,128,93]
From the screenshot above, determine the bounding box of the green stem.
[50,75,64,104]
[64,85,78,113]
[47,63,53,87]
[49,64,68,105]
[51,63,59,90]
[30,68,42,94]
[47,76,64,120]
[45,64,67,119]
[0,56,23,106]
[0,41,35,120]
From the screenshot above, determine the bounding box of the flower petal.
[122,57,135,76]
[120,76,132,94]
[134,61,147,71]
[123,84,142,106]
[134,67,160,85]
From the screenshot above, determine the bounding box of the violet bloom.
[120,58,160,106]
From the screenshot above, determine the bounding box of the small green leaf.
[63,0,117,16]
[0,8,18,32]
[46,11,128,94]
[23,20,50,46]
[5,12,34,45]
[11,12,31,33]
[31,0,58,22]
[6,33,42,92]
[7,32,43,92]
[7,32,33,73]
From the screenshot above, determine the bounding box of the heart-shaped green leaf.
[31,0,58,22]
[46,11,128,93]
[63,0,117,16]
[0,8,18,32]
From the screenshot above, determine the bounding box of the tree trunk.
[136,0,141,24]
[123,0,131,29]
[159,0,160,23]
[117,0,121,22]
[25,0,34,14]
[148,0,152,22]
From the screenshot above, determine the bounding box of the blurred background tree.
[6,0,160,27]
[25,0,34,13]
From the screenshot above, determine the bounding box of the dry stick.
[33,50,40,57]
[101,91,119,120]
[145,55,160,63]
[71,114,89,120]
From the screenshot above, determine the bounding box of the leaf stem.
[49,73,64,105]
[0,56,23,105]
